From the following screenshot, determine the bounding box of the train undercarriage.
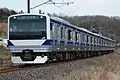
[11,49,114,64]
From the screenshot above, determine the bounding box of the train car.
[7,13,116,64]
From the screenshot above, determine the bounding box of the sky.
[0,0,120,16]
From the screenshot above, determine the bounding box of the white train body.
[8,13,116,64]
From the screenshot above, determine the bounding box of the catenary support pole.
[27,0,30,13]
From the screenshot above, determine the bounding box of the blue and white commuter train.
[8,13,116,64]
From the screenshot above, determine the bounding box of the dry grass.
[55,49,120,80]
[0,47,11,58]
[0,47,12,69]
[72,51,120,80]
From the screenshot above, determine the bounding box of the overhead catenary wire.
[30,0,74,10]
[30,0,51,10]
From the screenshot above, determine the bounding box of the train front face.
[8,14,51,64]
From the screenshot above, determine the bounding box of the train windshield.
[9,15,47,40]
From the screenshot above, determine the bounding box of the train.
[7,13,116,64]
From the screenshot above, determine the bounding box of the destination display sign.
[14,15,43,20]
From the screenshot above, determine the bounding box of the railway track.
[0,60,72,74]
[0,64,40,73]
[0,52,110,74]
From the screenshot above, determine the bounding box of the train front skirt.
[12,56,48,64]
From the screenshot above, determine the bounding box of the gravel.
[0,53,114,80]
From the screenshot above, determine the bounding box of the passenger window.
[94,37,96,44]
[97,38,99,44]
[90,36,92,43]
[102,39,103,45]
[65,28,67,40]
[99,38,100,44]
[83,33,85,41]
[56,24,60,39]
[86,35,89,43]
[79,32,81,41]
[56,26,58,39]
[99,38,101,44]
[68,29,72,40]
[81,33,85,42]
[50,23,52,31]
[75,32,78,41]
[61,27,64,39]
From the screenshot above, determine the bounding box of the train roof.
[50,16,72,26]
[50,16,115,42]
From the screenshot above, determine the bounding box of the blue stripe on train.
[60,41,65,44]
[67,41,73,44]
[42,40,65,45]
[7,40,86,46]
[42,40,53,45]
[8,40,14,46]
[75,42,79,45]
[81,43,85,45]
